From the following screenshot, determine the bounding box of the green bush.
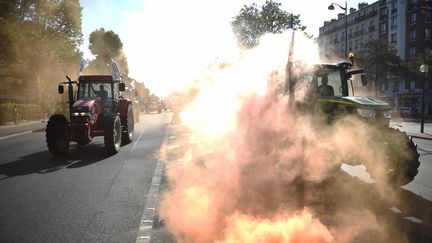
[0,103,42,125]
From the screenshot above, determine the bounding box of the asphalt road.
[0,113,170,243]
[1,116,432,242]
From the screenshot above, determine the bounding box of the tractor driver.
[98,85,109,101]
[318,76,334,97]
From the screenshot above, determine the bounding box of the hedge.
[0,103,43,125]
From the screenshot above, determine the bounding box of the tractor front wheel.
[121,104,134,145]
[46,114,69,155]
[104,115,122,154]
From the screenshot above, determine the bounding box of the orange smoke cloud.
[219,210,333,243]
[159,30,399,243]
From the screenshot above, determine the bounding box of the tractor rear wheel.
[121,104,134,145]
[46,114,69,155]
[104,115,122,154]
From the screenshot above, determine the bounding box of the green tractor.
[286,61,420,187]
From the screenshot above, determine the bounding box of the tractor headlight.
[356,108,376,119]
[383,110,392,119]
[72,111,90,117]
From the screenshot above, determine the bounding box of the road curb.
[136,125,168,243]
[407,133,432,141]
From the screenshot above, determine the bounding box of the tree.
[231,0,305,48]
[86,28,129,77]
[89,28,123,62]
[0,0,83,104]
[355,39,405,95]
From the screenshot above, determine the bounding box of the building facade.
[318,0,432,118]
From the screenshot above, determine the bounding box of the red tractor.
[46,74,134,155]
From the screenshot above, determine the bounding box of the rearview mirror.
[58,85,64,94]
[361,74,368,86]
[119,82,125,91]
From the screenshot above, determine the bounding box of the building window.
[409,46,416,57]
[380,22,387,33]
[394,80,399,92]
[410,30,416,41]
[426,11,432,22]
[405,80,410,90]
[391,16,397,29]
[391,0,397,13]
[380,80,389,91]
[410,12,417,24]
[391,33,397,43]
[415,79,421,89]
[426,28,432,40]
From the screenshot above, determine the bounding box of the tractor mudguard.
[117,99,130,117]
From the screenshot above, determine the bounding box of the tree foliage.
[355,39,405,90]
[231,0,305,48]
[0,0,83,105]
[86,28,129,79]
[89,28,123,62]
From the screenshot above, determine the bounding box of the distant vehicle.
[144,95,162,114]
[400,107,418,118]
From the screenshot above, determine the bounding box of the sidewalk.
[389,118,432,140]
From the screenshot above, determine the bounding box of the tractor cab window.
[78,82,112,101]
[316,68,342,97]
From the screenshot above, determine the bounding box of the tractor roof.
[78,75,118,82]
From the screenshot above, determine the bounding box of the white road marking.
[136,126,169,243]
[131,125,147,151]
[0,131,31,141]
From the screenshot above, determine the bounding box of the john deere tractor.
[46,74,134,155]
[286,61,420,187]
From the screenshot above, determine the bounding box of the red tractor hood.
[73,98,96,109]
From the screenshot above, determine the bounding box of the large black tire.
[370,128,420,187]
[46,114,69,155]
[121,104,134,145]
[104,115,122,154]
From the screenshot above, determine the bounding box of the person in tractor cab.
[318,76,334,97]
[98,85,109,101]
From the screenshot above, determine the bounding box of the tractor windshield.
[297,66,343,98]
[78,82,112,101]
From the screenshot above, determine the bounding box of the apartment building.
[318,0,432,118]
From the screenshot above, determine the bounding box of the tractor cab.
[77,75,125,116]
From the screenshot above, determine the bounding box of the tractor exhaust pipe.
[66,76,74,120]
[284,30,296,111]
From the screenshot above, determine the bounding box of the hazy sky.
[79,0,375,96]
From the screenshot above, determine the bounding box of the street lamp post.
[419,64,428,133]
[328,1,348,59]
